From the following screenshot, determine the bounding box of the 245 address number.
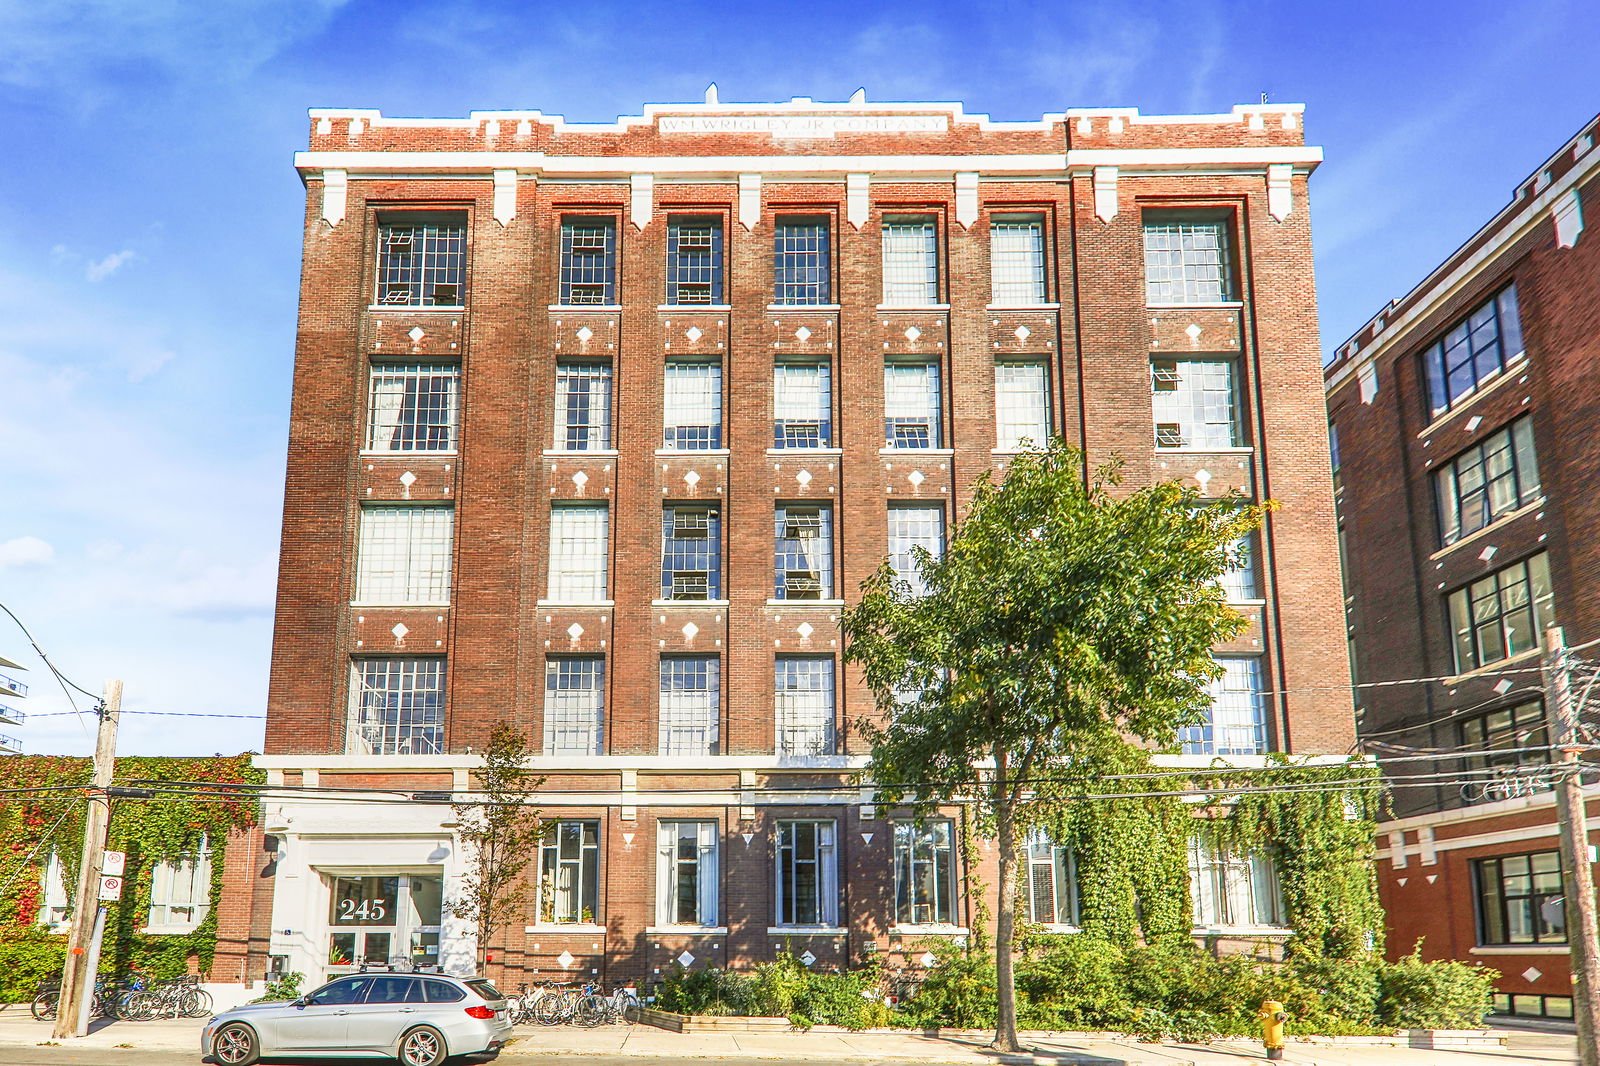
[338,898,388,922]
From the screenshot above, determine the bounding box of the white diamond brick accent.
[796,469,813,487]
[919,951,938,968]
[576,326,594,343]
[567,622,584,640]
[1184,322,1203,341]
[799,950,817,966]
[1479,545,1498,562]
[1523,967,1543,983]
[907,470,925,487]
[794,326,812,342]
[391,623,409,640]
[399,470,417,489]
[1494,679,1514,695]
[681,622,699,640]
[904,326,922,343]
[685,325,703,343]
[678,950,696,968]
[796,622,814,639]
[1013,325,1031,342]
[684,470,701,488]
[407,326,426,342]
[572,470,589,489]
[558,950,576,969]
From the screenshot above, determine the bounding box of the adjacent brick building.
[1326,113,1599,1021]
[255,92,1352,989]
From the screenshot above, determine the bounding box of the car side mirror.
[293,997,309,1009]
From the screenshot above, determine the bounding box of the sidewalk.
[0,1010,1577,1065]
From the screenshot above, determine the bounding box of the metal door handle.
[334,1009,349,1015]
[399,1007,415,1013]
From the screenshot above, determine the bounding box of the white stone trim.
[321,169,347,226]
[492,169,517,227]
[954,172,979,229]
[846,173,870,230]
[631,173,654,230]
[1093,166,1117,222]
[645,925,727,935]
[767,926,847,935]
[1554,187,1585,247]
[739,173,761,230]
[1266,163,1293,221]
[1469,945,1571,956]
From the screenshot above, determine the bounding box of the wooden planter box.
[639,1008,795,1033]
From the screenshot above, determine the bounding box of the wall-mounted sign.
[102,851,125,877]
[99,875,123,900]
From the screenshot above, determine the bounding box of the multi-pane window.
[554,363,613,451]
[1143,215,1234,304]
[995,362,1049,450]
[667,216,724,305]
[1220,531,1259,601]
[663,362,723,450]
[893,820,956,926]
[1329,422,1342,495]
[659,656,719,755]
[1188,837,1285,927]
[991,214,1047,304]
[375,218,466,307]
[543,658,605,756]
[559,217,617,306]
[774,505,833,600]
[148,842,211,929]
[1152,359,1240,448]
[354,506,453,605]
[348,658,444,756]
[366,364,460,452]
[38,852,69,928]
[1180,657,1266,756]
[884,362,942,448]
[1025,830,1080,926]
[773,361,832,448]
[775,657,835,758]
[538,821,599,924]
[888,505,945,595]
[1448,553,1555,673]
[774,217,831,305]
[661,505,721,600]
[881,217,939,305]
[1423,285,1526,416]
[1435,417,1541,546]
[547,504,608,601]
[1460,701,1550,797]
[776,820,838,926]
[1475,851,1565,945]
[1494,993,1574,1020]
[656,821,718,926]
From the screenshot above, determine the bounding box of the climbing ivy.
[0,754,262,1001]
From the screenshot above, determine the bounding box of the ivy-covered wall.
[0,754,263,1002]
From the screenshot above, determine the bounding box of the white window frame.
[775,657,835,758]
[1143,216,1234,305]
[1180,657,1266,756]
[893,819,957,926]
[994,361,1049,450]
[773,361,832,449]
[38,851,70,930]
[547,504,609,602]
[1025,830,1079,927]
[990,214,1047,304]
[773,504,833,600]
[656,821,719,927]
[354,505,454,606]
[538,820,601,924]
[1152,358,1241,449]
[881,216,939,305]
[366,363,460,453]
[659,656,720,755]
[888,505,945,596]
[347,658,445,756]
[553,363,613,451]
[1188,836,1285,929]
[663,361,723,451]
[543,657,605,756]
[884,361,942,449]
[147,838,212,932]
[775,820,838,927]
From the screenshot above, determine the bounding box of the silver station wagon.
[202,971,511,1066]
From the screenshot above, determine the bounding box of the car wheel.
[212,1022,261,1066]
[399,1024,449,1066]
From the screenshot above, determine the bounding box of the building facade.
[1325,113,1599,1021]
[256,93,1351,989]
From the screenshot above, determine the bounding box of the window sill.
[360,450,459,458]
[656,448,731,457]
[651,599,730,608]
[658,304,732,312]
[524,923,607,934]
[536,600,614,608]
[1416,353,1530,438]
[1031,924,1083,934]
[1227,598,1268,607]
[767,926,847,935]
[1429,498,1546,561]
[1192,925,1291,937]
[767,448,843,457]
[1469,944,1570,955]
[767,304,840,312]
[350,601,451,609]
[986,303,1061,312]
[876,303,950,312]
[892,925,969,936]
[991,447,1047,456]
[1146,301,1245,310]
[1154,446,1254,454]
[549,305,622,313]
[766,599,844,607]
[880,448,954,457]
[141,925,203,936]
[1444,647,1542,685]
[367,305,465,313]
[646,925,727,935]
[543,449,619,458]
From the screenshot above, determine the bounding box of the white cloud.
[0,536,54,568]
[126,349,175,383]
[85,249,135,282]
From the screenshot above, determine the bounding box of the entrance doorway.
[325,872,443,972]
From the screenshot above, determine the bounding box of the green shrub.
[251,971,305,1004]
[1377,948,1496,1029]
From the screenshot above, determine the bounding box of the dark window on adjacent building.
[1474,850,1565,945]
[1328,422,1342,496]
[559,217,618,305]
[774,217,831,305]
[667,216,723,305]
[1143,214,1236,304]
[1434,417,1541,546]
[661,505,721,600]
[1421,284,1526,417]
[1447,553,1554,673]
[376,217,467,307]
[1459,700,1550,802]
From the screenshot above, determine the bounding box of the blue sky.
[1,0,1594,756]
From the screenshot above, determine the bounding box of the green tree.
[842,441,1264,1052]
[448,722,546,970]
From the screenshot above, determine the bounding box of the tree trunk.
[992,791,1022,1053]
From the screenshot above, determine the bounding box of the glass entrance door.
[326,873,443,973]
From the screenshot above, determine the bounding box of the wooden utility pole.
[1544,629,1600,1066]
[52,681,120,1040]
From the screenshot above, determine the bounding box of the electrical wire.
[0,800,82,903]
[0,598,95,740]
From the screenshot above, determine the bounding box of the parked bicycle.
[30,977,125,1022]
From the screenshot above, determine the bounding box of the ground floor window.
[326,872,443,971]
[656,821,719,927]
[1493,993,1573,1019]
[539,821,600,924]
[1188,837,1285,927]
[893,820,957,926]
[1025,830,1080,926]
[1474,850,1565,945]
[775,820,837,927]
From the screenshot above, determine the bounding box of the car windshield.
[466,979,504,1002]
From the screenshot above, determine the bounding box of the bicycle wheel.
[574,995,606,1027]
[125,990,159,1020]
[620,995,641,1025]
[533,992,568,1026]
[30,990,60,1021]
[182,988,215,1018]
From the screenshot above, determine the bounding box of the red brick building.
[255,93,1351,988]
[1325,114,1599,1021]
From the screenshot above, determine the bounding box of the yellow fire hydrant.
[1259,999,1288,1060]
